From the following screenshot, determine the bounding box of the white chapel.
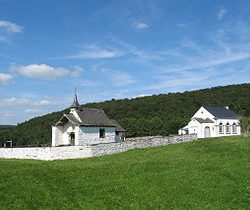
[52,95,125,146]
[179,106,241,138]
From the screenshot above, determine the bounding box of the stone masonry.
[0,134,197,161]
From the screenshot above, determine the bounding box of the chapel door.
[204,127,211,138]
[69,133,75,146]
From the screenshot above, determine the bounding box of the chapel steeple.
[70,88,80,114]
[70,94,80,109]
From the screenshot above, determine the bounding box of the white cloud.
[176,23,191,28]
[110,72,135,86]
[91,64,108,72]
[0,73,13,85]
[159,51,250,73]
[216,7,228,20]
[100,68,108,72]
[61,45,124,59]
[3,112,14,118]
[151,75,208,90]
[11,64,69,79]
[0,20,23,33]
[71,65,84,77]
[33,100,53,106]
[25,109,42,113]
[132,21,149,29]
[0,98,54,107]
[0,97,30,106]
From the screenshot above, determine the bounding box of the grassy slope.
[0,136,249,209]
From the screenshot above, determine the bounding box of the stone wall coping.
[0,134,197,160]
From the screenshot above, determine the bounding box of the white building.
[178,106,241,138]
[52,95,125,146]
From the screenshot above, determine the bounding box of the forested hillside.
[0,83,250,146]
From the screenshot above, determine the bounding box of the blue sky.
[0,0,250,124]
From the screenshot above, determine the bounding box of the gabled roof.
[204,106,238,119]
[75,108,115,127]
[54,108,126,132]
[194,117,214,123]
[54,113,81,126]
[110,119,126,132]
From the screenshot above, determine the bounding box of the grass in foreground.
[0,136,249,209]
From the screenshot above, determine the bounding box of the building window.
[99,128,105,138]
[219,122,224,134]
[232,123,237,134]
[226,123,230,134]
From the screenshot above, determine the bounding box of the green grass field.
[0,136,249,209]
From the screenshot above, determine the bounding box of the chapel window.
[226,123,230,134]
[99,128,105,138]
[232,123,237,134]
[219,122,224,134]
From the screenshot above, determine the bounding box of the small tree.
[240,116,250,136]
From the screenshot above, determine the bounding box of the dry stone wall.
[0,134,197,160]
[0,146,92,161]
[91,134,197,156]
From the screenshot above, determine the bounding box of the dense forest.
[0,83,250,146]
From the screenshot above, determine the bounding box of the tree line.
[0,83,250,146]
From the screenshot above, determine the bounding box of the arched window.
[219,122,223,134]
[226,122,230,134]
[232,123,237,134]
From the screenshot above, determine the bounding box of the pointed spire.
[70,93,80,109]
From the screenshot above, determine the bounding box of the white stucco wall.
[52,123,76,146]
[77,126,116,145]
[53,122,117,146]
[52,126,61,146]
[187,119,201,136]
[192,107,215,120]
[70,109,82,121]
[211,119,241,137]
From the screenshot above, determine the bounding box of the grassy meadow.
[0,136,249,209]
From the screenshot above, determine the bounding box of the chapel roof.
[54,107,125,132]
[204,106,238,119]
[75,108,115,127]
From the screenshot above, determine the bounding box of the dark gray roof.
[110,119,126,132]
[70,94,80,108]
[204,106,238,119]
[194,117,214,123]
[54,108,127,132]
[75,108,115,127]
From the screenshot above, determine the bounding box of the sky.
[0,0,250,124]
